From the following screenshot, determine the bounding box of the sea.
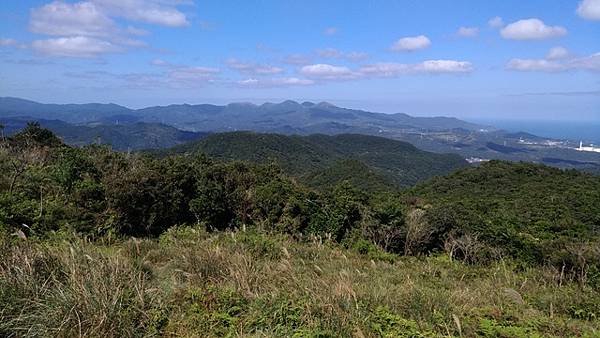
[469,119,600,144]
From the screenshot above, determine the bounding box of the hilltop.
[164,131,468,190]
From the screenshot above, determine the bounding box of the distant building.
[466,157,490,164]
[577,141,600,153]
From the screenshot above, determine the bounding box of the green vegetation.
[407,161,600,271]
[1,124,599,336]
[1,229,599,337]
[164,131,468,190]
[2,118,207,150]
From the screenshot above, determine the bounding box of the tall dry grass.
[1,228,599,337]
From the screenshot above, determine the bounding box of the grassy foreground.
[1,228,599,337]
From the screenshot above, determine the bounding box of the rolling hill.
[407,160,600,263]
[165,131,469,190]
[0,117,207,150]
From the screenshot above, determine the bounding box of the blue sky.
[0,0,599,120]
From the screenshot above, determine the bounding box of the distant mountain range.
[0,117,207,151]
[1,97,599,173]
[0,97,485,133]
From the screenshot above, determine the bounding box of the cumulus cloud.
[236,77,314,88]
[546,46,570,60]
[507,50,600,72]
[31,36,120,57]
[488,16,504,28]
[457,27,479,38]
[316,48,368,61]
[30,1,117,37]
[323,27,338,36]
[300,64,357,80]
[28,0,190,57]
[298,60,472,81]
[93,0,189,27]
[577,0,600,20]
[391,35,431,51]
[500,18,567,40]
[359,60,473,77]
[226,58,284,75]
[506,59,566,72]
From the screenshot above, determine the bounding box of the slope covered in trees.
[2,125,600,336]
[2,125,599,269]
[1,118,208,150]
[406,161,600,267]
[165,131,468,190]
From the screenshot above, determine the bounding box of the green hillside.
[2,119,207,151]
[168,131,468,190]
[407,161,600,265]
[2,125,600,336]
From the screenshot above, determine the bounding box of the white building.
[577,141,600,153]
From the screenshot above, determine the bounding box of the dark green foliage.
[2,127,600,277]
[10,122,62,148]
[165,131,468,191]
[408,160,600,269]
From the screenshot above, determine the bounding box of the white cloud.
[546,46,569,60]
[300,64,357,80]
[277,77,314,85]
[237,77,314,88]
[162,65,220,88]
[316,48,368,61]
[506,59,566,72]
[577,0,600,20]
[323,27,338,36]
[358,63,410,77]
[299,59,473,81]
[500,18,567,40]
[31,36,120,57]
[569,52,600,71]
[28,0,190,58]
[507,52,600,72]
[30,1,117,37]
[359,60,473,77]
[488,16,504,28]
[93,0,189,27]
[0,38,18,46]
[226,58,284,75]
[391,35,431,52]
[414,60,474,73]
[457,27,479,38]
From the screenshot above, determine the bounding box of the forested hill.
[2,125,600,336]
[1,118,208,151]
[406,160,600,265]
[165,131,469,190]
